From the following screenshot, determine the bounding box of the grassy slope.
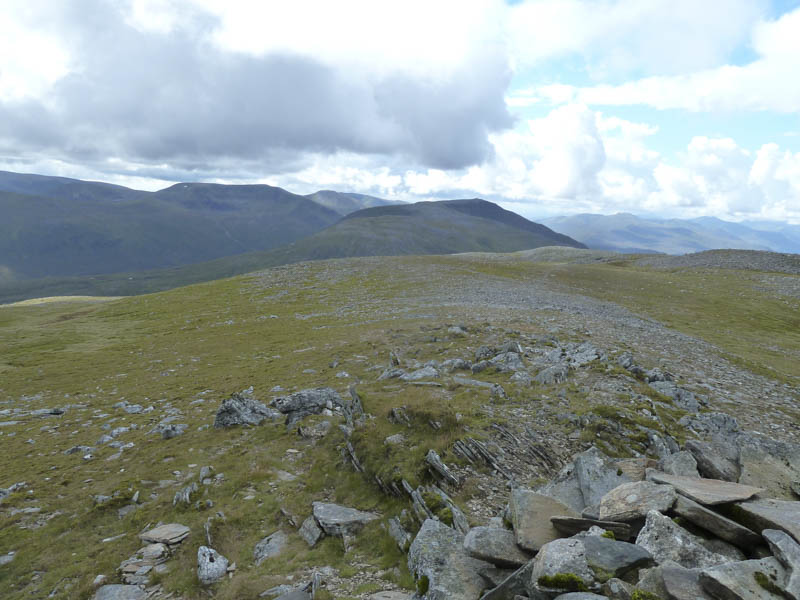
[0,255,798,599]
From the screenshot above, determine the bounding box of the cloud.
[0,0,512,173]
[543,6,800,112]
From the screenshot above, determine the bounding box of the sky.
[1,0,799,223]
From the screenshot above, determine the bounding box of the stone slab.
[673,495,762,548]
[510,490,577,552]
[734,499,800,544]
[647,471,763,505]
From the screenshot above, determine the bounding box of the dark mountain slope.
[0,198,584,303]
[0,173,341,279]
[304,190,403,215]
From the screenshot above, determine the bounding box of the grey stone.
[598,481,676,522]
[425,449,460,487]
[551,517,632,541]
[635,511,729,569]
[379,367,406,380]
[535,363,569,385]
[601,578,634,600]
[254,530,288,565]
[658,451,700,478]
[649,381,699,412]
[271,388,343,428]
[214,389,279,428]
[476,345,495,361]
[510,489,577,552]
[553,595,607,600]
[537,462,586,513]
[139,523,190,545]
[401,366,439,381]
[647,472,763,505]
[792,482,800,499]
[531,537,595,591]
[197,546,228,585]
[388,515,413,552]
[733,499,800,543]
[661,564,713,600]
[312,502,377,538]
[699,557,787,600]
[672,495,762,548]
[408,519,491,600]
[299,516,324,547]
[442,358,472,372]
[700,539,746,562]
[582,535,654,581]
[764,529,800,600]
[490,352,525,373]
[0,551,14,566]
[566,342,603,367]
[368,593,413,600]
[575,448,634,509]
[679,413,740,437]
[464,527,532,568]
[736,433,800,500]
[479,561,533,600]
[93,585,147,600]
[477,565,517,589]
[273,592,311,600]
[685,438,741,482]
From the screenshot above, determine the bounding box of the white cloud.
[553,6,800,112]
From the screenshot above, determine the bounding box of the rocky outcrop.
[214,389,279,428]
[271,388,343,428]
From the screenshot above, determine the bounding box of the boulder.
[312,502,378,538]
[271,388,343,428]
[763,529,800,600]
[685,438,741,482]
[635,511,729,569]
[553,594,607,600]
[214,389,279,428]
[672,495,762,549]
[657,451,700,478]
[647,472,763,505]
[661,564,714,600]
[575,448,633,509]
[551,517,632,541]
[537,463,586,514]
[463,527,532,568]
[699,557,787,600]
[479,561,533,600]
[531,537,595,592]
[598,481,676,522]
[535,364,570,385]
[582,535,653,582]
[736,434,800,500]
[733,499,800,543]
[254,530,288,565]
[679,413,740,437]
[197,546,229,586]
[510,490,577,552]
[649,381,699,412]
[401,366,439,381]
[408,519,491,600]
[490,352,525,373]
[299,516,324,547]
[139,523,190,545]
[93,586,147,600]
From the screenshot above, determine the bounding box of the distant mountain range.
[541,213,800,255]
[0,170,402,281]
[0,170,582,302]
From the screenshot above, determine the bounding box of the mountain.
[541,213,800,255]
[304,190,404,215]
[0,198,584,303]
[0,171,341,280]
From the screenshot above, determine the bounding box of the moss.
[631,590,662,600]
[537,573,589,591]
[420,492,454,526]
[416,575,430,595]
[601,530,616,540]
[754,571,786,596]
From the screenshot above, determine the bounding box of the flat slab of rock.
[673,495,762,549]
[635,511,729,569]
[699,557,787,600]
[408,518,492,600]
[658,451,700,478]
[139,523,190,545]
[510,490,577,552]
[598,481,676,522]
[733,499,800,543]
[312,502,378,537]
[464,526,532,568]
[685,438,740,482]
[537,463,586,514]
[550,516,632,541]
[299,516,324,547]
[93,586,147,600]
[647,471,763,505]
